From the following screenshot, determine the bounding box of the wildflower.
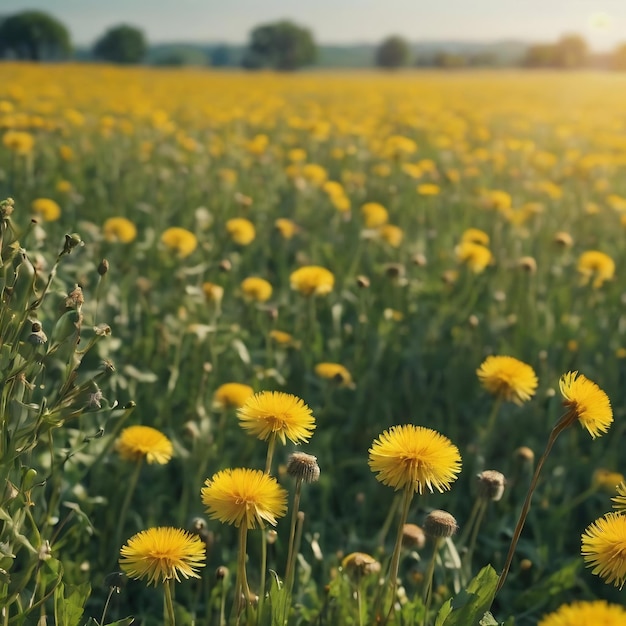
[225,218,255,245]
[290,265,334,296]
[538,600,626,626]
[424,510,458,538]
[593,469,625,493]
[119,527,206,586]
[315,362,354,387]
[477,355,538,405]
[286,452,320,483]
[369,425,462,494]
[581,513,626,588]
[476,470,506,501]
[559,371,613,438]
[31,198,61,222]
[269,330,295,346]
[201,468,287,528]
[553,231,574,247]
[160,227,197,258]
[3,130,34,155]
[577,250,615,288]
[612,482,626,513]
[417,183,440,196]
[301,163,328,186]
[240,277,272,303]
[116,426,173,465]
[455,241,493,273]
[518,256,537,273]
[213,383,254,409]
[275,218,298,239]
[379,224,404,247]
[202,282,224,303]
[237,391,315,445]
[56,180,72,194]
[342,552,381,577]
[288,148,307,162]
[402,524,426,550]
[103,217,137,243]
[361,202,388,228]
[460,228,490,246]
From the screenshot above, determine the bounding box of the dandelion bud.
[424,510,458,539]
[103,571,126,593]
[476,470,506,501]
[63,233,83,254]
[518,256,537,273]
[514,446,534,464]
[341,552,381,576]
[286,452,320,483]
[356,275,370,288]
[468,314,479,328]
[553,231,573,247]
[215,565,229,580]
[219,259,232,272]
[384,263,405,279]
[266,529,278,544]
[189,517,214,546]
[412,253,427,267]
[402,523,426,550]
[65,285,84,309]
[520,558,533,571]
[98,259,109,276]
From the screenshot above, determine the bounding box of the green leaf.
[54,581,90,626]
[512,559,580,612]
[434,565,499,626]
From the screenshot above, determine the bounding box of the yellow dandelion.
[314,362,354,388]
[226,217,255,245]
[369,424,462,494]
[103,217,137,243]
[593,469,626,494]
[538,600,626,626]
[160,227,198,258]
[56,180,72,194]
[116,426,173,465]
[460,228,490,246]
[269,329,296,346]
[275,218,298,239]
[119,527,206,586]
[290,265,334,296]
[417,183,440,196]
[3,130,34,155]
[213,382,254,409]
[559,371,613,438]
[201,468,288,529]
[240,277,272,303]
[31,198,61,222]
[455,241,493,273]
[288,148,307,163]
[237,391,315,445]
[379,224,404,247]
[553,231,574,247]
[477,355,538,405]
[202,281,224,303]
[613,482,626,513]
[342,552,381,577]
[577,250,615,288]
[361,202,389,228]
[581,513,626,588]
[301,163,328,186]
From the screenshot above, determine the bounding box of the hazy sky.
[2,0,625,50]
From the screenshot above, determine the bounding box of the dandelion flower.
[369,424,462,494]
[103,217,137,243]
[269,330,296,346]
[201,468,287,528]
[202,281,224,303]
[417,183,440,196]
[3,130,34,155]
[237,391,315,445]
[116,426,173,465]
[592,469,625,494]
[361,202,388,228]
[161,227,197,258]
[577,250,615,288]
[477,355,538,405]
[559,371,613,438]
[275,218,298,239]
[240,277,272,303]
[379,224,404,247]
[342,552,381,576]
[455,241,493,273]
[538,600,626,626]
[613,483,626,513]
[31,198,61,222]
[581,513,626,588]
[119,527,206,586]
[213,382,254,409]
[315,362,354,387]
[290,265,334,296]
[461,228,490,246]
[226,218,255,245]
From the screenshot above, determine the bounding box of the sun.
[588,12,612,30]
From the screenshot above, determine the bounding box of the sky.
[1,0,625,50]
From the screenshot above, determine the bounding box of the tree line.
[1,10,626,70]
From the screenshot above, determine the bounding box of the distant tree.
[0,10,71,60]
[433,52,467,69]
[243,20,316,70]
[612,44,626,70]
[523,44,557,68]
[376,36,410,68]
[210,44,231,67]
[553,34,588,68]
[93,24,147,64]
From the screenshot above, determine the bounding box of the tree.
[553,34,588,68]
[243,20,316,71]
[612,43,626,70]
[376,36,410,69]
[433,51,467,69]
[0,10,71,60]
[523,44,557,68]
[93,24,147,64]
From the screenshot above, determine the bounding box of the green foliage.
[93,24,148,64]
[375,35,410,68]
[243,20,316,70]
[0,10,71,60]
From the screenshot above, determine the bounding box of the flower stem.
[282,479,303,624]
[164,579,176,626]
[265,435,277,475]
[495,420,567,595]
[257,525,267,626]
[233,523,251,619]
[113,458,143,563]
[422,537,441,626]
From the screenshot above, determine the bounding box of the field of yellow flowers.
[1,63,626,626]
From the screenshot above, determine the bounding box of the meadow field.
[1,64,626,625]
